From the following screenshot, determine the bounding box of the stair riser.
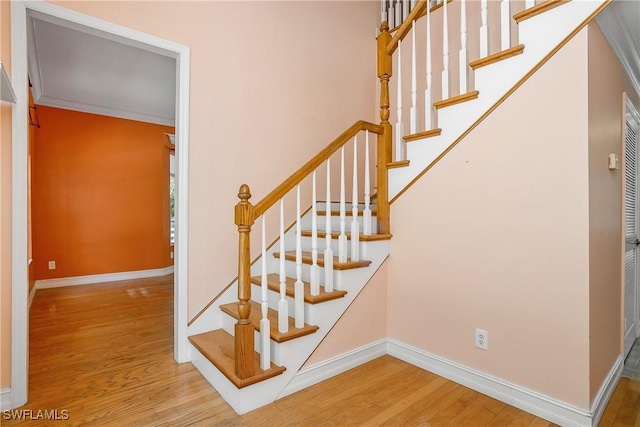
[316,202,375,211]
[250,282,323,325]
[300,213,377,234]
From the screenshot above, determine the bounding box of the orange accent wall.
[32,106,175,280]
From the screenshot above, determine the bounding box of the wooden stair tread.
[434,91,480,110]
[404,128,442,143]
[220,300,319,343]
[301,230,392,242]
[469,45,525,70]
[317,209,377,217]
[274,251,372,270]
[388,160,410,168]
[250,274,347,304]
[514,0,569,23]
[189,329,286,389]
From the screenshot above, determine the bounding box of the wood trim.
[220,301,319,343]
[188,205,312,326]
[404,128,442,143]
[388,160,410,169]
[301,230,392,242]
[434,91,480,110]
[274,251,372,270]
[254,121,383,218]
[250,274,347,304]
[469,45,525,70]
[188,329,286,389]
[386,0,428,56]
[390,0,612,205]
[514,0,570,24]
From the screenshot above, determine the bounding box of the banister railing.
[380,0,528,163]
[254,120,384,218]
[233,120,385,379]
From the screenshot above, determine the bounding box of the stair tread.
[388,160,410,168]
[251,274,347,304]
[514,0,569,23]
[220,300,319,343]
[189,329,286,389]
[404,128,442,143]
[301,230,392,242]
[274,250,372,270]
[469,44,525,70]
[434,90,480,110]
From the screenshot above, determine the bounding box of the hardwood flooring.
[3,275,638,426]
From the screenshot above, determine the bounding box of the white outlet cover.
[475,328,488,350]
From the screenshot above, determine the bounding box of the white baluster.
[324,159,334,292]
[388,1,395,28]
[351,137,360,262]
[395,0,402,27]
[260,215,270,370]
[525,0,535,9]
[442,0,450,100]
[381,0,387,24]
[480,0,489,58]
[338,147,348,264]
[403,0,409,21]
[363,131,372,237]
[278,199,288,333]
[294,185,304,329]
[424,1,434,130]
[459,0,468,94]
[395,40,405,161]
[310,171,320,296]
[500,0,510,51]
[410,21,418,134]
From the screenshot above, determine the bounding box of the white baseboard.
[35,266,175,289]
[0,388,12,411]
[28,283,37,309]
[278,339,387,399]
[590,353,623,427]
[387,339,599,427]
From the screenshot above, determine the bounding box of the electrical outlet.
[48,261,56,270]
[475,328,488,350]
[170,252,174,259]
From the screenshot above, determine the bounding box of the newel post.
[235,184,255,379]
[377,22,392,234]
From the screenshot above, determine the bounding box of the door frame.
[624,93,640,357]
[10,0,191,408]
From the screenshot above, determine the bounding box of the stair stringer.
[187,208,390,415]
[389,0,607,201]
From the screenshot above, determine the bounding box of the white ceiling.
[25,1,637,128]
[27,15,176,126]
[596,0,640,97]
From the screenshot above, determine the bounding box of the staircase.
[187,0,609,415]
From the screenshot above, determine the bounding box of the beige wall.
[305,261,388,366]
[387,28,592,408]
[1,0,13,390]
[587,23,639,403]
[46,1,380,319]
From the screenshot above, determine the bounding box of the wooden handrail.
[253,120,384,218]
[386,0,428,56]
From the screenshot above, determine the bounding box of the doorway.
[10,1,190,408]
[624,94,640,360]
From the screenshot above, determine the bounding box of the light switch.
[608,153,619,170]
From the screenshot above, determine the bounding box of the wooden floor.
[4,275,638,426]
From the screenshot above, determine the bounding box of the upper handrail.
[386,0,428,56]
[253,120,384,218]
